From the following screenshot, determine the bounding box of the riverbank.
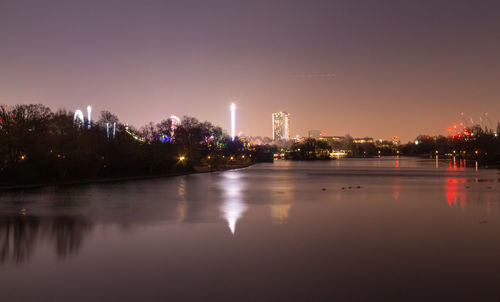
[0,161,255,191]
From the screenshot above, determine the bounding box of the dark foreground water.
[1,157,499,301]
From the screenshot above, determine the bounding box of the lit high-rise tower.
[272,112,290,144]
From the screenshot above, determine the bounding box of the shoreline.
[0,162,255,191]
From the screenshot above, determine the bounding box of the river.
[1,157,499,301]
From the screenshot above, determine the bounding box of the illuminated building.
[308,130,344,142]
[392,136,400,146]
[272,112,290,144]
[353,137,374,144]
[294,134,304,142]
[308,130,321,139]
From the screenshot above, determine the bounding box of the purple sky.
[1,0,499,142]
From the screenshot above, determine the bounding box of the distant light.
[74,110,84,126]
[170,115,181,124]
[414,140,419,145]
[170,115,181,134]
[179,156,185,161]
[87,106,92,129]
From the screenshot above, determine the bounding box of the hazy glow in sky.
[1,0,499,141]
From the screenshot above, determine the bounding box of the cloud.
[288,73,336,79]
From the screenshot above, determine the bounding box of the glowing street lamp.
[230,103,236,141]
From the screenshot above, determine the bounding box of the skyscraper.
[272,112,290,144]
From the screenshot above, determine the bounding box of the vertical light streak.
[230,103,236,141]
[87,105,92,129]
[220,172,247,235]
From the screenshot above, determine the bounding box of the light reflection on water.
[0,157,499,301]
[220,171,247,234]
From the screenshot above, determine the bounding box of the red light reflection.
[445,178,467,208]
[392,181,401,200]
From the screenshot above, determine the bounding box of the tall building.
[272,112,290,144]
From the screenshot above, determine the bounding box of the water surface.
[1,157,499,301]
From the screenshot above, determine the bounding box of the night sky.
[1,0,499,142]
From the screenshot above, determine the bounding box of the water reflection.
[219,172,247,234]
[0,158,496,269]
[392,180,401,200]
[0,215,91,264]
[270,203,292,224]
[177,177,187,222]
[445,178,467,208]
[444,177,498,212]
[269,190,293,225]
[51,216,92,258]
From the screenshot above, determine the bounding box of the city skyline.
[1,2,500,301]
[59,102,498,142]
[1,0,500,142]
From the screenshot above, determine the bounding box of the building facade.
[308,130,322,139]
[272,112,290,144]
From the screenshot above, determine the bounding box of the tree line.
[284,125,499,163]
[400,124,500,164]
[0,104,253,184]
